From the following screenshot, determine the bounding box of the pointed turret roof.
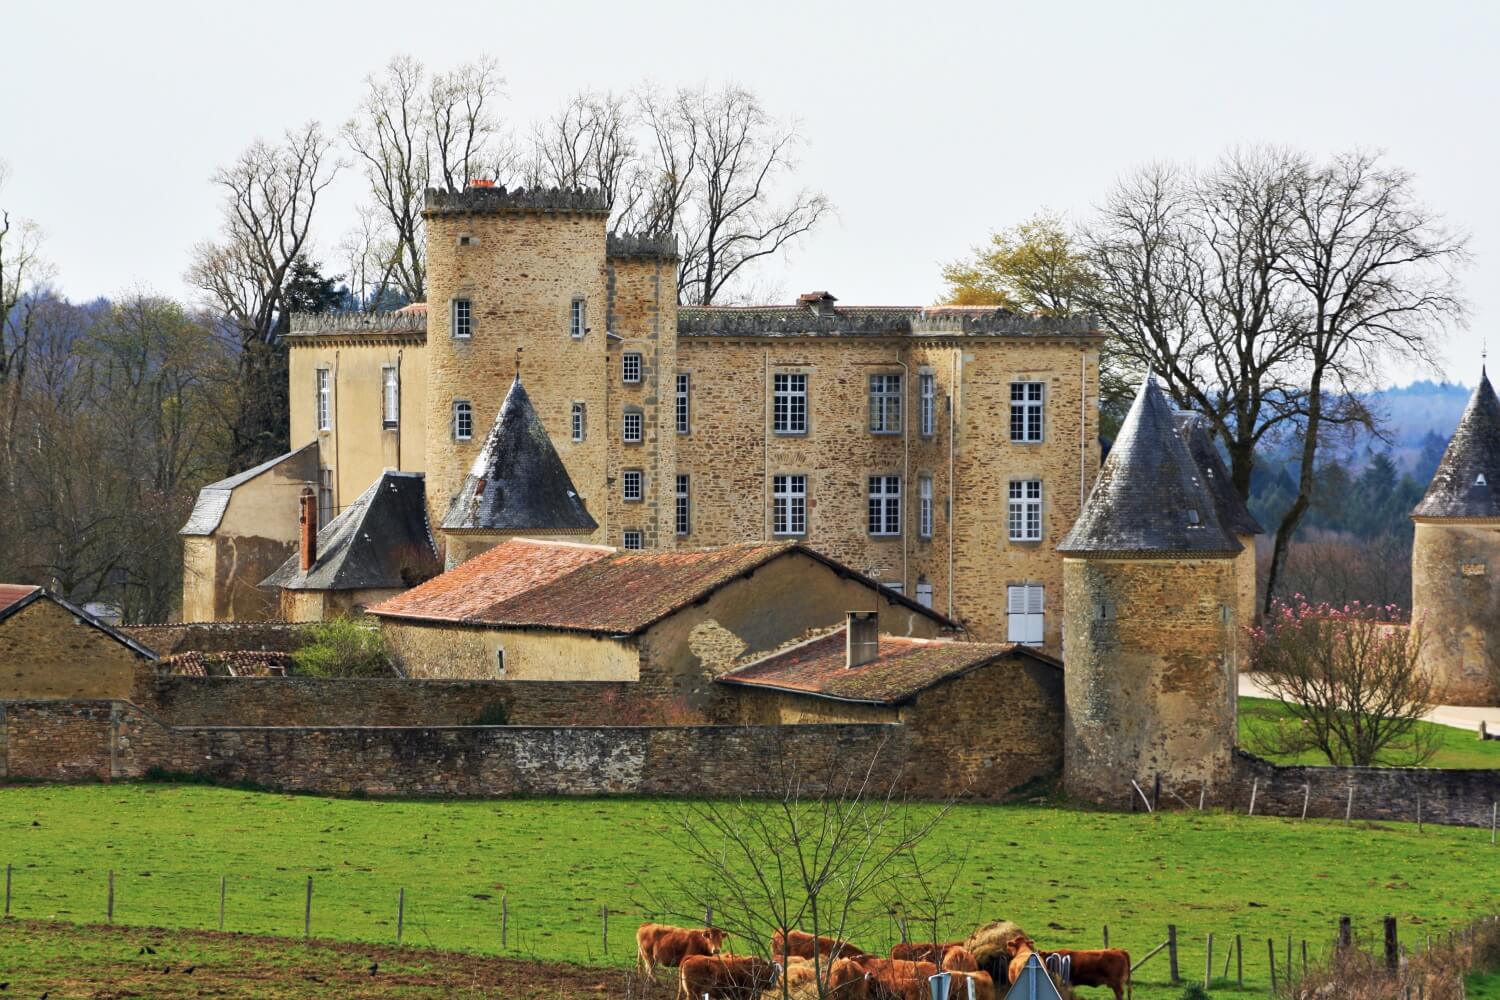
[1059,377,1241,557]
[441,376,597,534]
[1173,412,1264,536]
[1412,370,1500,519]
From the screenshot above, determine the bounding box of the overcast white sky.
[3,0,1494,385]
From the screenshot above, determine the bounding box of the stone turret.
[1410,369,1500,706]
[1058,377,1242,804]
[422,184,611,550]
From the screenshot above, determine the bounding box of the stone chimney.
[299,487,317,572]
[797,291,838,317]
[845,611,879,669]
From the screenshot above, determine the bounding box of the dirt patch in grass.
[0,918,674,999]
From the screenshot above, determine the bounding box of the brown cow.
[782,956,873,1000]
[1005,935,1038,987]
[945,970,996,1000]
[857,957,938,1000]
[889,941,966,964]
[1039,948,1133,1000]
[941,947,979,974]
[773,928,873,962]
[637,922,727,981]
[677,955,782,1000]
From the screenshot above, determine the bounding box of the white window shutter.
[1028,586,1045,614]
[1026,611,1045,645]
[1007,586,1025,615]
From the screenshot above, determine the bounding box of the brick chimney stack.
[845,610,879,669]
[299,487,317,572]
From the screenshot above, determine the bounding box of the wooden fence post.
[1103,924,1109,949]
[501,893,508,949]
[1339,916,1352,951]
[1168,924,1179,983]
[106,870,114,924]
[1491,802,1496,845]
[3,863,9,916]
[304,876,313,939]
[1268,937,1278,994]
[1301,939,1308,975]
[1237,934,1243,988]
[602,906,608,954]
[1286,936,1292,986]
[1417,794,1423,833]
[1385,916,1399,974]
[218,876,226,932]
[397,888,405,945]
[705,905,713,928]
[1301,784,1311,821]
[1249,779,1259,816]
[1346,785,1355,824]
[1205,933,1214,989]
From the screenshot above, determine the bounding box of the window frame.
[317,467,334,528]
[919,372,936,438]
[622,351,643,384]
[773,372,809,436]
[622,529,644,550]
[315,368,332,432]
[571,402,586,443]
[1008,479,1043,542]
[918,475,934,539]
[675,474,690,536]
[570,297,586,340]
[867,474,902,537]
[622,468,644,503]
[676,372,691,434]
[869,373,903,435]
[1007,584,1046,646]
[622,407,643,444]
[451,297,473,340]
[453,399,474,442]
[915,579,934,609]
[380,365,399,428]
[772,473,808,537]
[1009,380,1045,443]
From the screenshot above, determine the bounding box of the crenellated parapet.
[287,311,427,338]
[606,232,680,261]
[423,185,609,217]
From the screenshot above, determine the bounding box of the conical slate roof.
[1059,377,1241,557]
[441,376,597,533]
[1412,370,1500,519]
[1174,412,1264,536]
[262,471,442,592]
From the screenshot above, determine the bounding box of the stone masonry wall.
[121,621,313,656]
[0,599,150,702]
[1411,521,1500,706]
[1232,751,1500,828]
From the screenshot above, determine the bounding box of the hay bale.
[964,920,1027,970]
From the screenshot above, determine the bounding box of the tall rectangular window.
[317,467,334,528]
[623,409,643,443]
[916,579,934,609]
[1010,381,1045,442]
[675,474,690,536]
[622,352,642,384]
[772,474,807,536]
[676,373,691,434]
[622,529,644,550]
[570,297,586,339]
[451,298,472,340]
[1007,584,1045,645]
[453,400,473,441]
[773,373,808,435]
[919,372,936,437]
[381,365,399,428]
[1008,479,1043,541]
[867,475,901,536]
[869,374,903,434]
[919,475,934,539]
[315,369,331,431]
[622,469,643,502]
[571,402,586,442]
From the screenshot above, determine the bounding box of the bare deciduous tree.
[0,162,53,490]
[635,85,831,305]
[1265,151,1468,612]
[187,123,338,470]
[529,90,641,230]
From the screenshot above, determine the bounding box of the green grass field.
[1473,971,1500,998]
[1,784,1498,998]
[1238,696,1500,768]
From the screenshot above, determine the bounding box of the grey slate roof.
[262,471,442,592]
[180,443,318,536]
[1058,377,1241,557]
[1174,412,1264,536]
[1412,371,1500,519]
[441,376,598,534]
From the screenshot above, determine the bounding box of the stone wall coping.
[424,186,608,217]
[1237,749,1500,777]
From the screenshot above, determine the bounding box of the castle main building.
[182,184,1104,648]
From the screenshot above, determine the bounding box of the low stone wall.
[121,622,313,656]
[1233,751,1500,828]
[142,676,659,727]
[0,699,918,799]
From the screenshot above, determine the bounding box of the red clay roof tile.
[0,584,41,617]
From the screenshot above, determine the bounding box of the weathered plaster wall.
[1062,556,1240,804]
[1411,520,1500,705]
[381,620,639,681]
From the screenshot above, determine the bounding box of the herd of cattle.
[635,921,1133,1000]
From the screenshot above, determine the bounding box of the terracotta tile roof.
[0,584,40,617]
[716,629,1057,705]
[158,651,296,677]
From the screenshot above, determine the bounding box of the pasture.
[1238,696,1500,769]
[1,784,1498,998]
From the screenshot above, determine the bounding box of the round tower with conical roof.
[1410,369,1500,706]
[1059,377,1243,804]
